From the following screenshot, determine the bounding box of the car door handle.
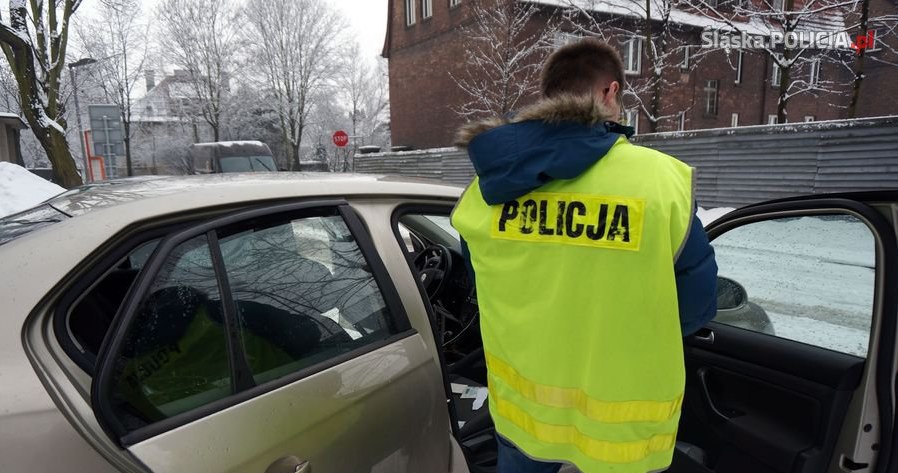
[692,328,715,344]
[697,367,730,421]
[265,456,311,473]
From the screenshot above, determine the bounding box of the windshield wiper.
[253,157,274,171]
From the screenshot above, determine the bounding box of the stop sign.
[333,130,349,147]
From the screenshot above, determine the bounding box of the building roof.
[529,0,846,36]
[0,113,27,129]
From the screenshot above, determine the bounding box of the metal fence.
[355,116,898,208]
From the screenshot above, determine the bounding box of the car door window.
[109,235,231,429]
[102,206,407,435]
[218,215,396,385]
[712,214,875,356]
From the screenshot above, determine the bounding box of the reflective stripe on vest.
[495,397,677,464]
[486,352,683,424]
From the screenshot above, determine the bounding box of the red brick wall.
[386,0,895,147]
[851,0,898,118]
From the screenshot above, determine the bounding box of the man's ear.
[608,81,620,96]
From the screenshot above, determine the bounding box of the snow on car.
[0,162,64,218]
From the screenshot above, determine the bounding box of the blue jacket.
[456,98,717,336]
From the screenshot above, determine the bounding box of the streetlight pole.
[68,57,96,182]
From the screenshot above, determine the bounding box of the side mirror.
[716,276,747,310]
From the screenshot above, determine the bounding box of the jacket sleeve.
[675,212,719,336]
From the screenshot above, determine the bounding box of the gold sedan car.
[1,174,896,473]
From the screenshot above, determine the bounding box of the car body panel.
[127,334,449,473]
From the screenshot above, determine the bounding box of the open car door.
[673,192,898,473]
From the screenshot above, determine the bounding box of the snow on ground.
[767,312,869,357]
[693,206,871,357]
[0,162,65,218]
[713,215,874,357]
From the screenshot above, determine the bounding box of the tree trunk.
[42,128,82,187]
[123,119,133,176]
[292,140,301,171]
[777,55,791,123]
[848,0,870,119]
[644,0,662,133]
[777,0,796,124]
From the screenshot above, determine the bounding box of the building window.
[625,109,639,134]
[768,114,778,124]
[681,46,690,70]
[704,79,719,116]
[678,111,686,131]
[771,55,782,87]
[735,50,743,84]
[422,0,432,19]
[622,37,642,75]
[772,0,784,11]
[809,59,821,86]
[450,0,461,6]
[406,0,416,25]
[804,115,815,122]
[731,113,739,127]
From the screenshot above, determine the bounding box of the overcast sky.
[77,0,388,63]
[335,0,389,61]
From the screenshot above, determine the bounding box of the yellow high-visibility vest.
[452,136,694,473]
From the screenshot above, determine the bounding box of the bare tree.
[157,0,241,142]
[682,0,854,123]
[451,0,560,120]
[0,0,83,187]
[564,0,707,132]
[75,0,149,176]
[243,0,348,171]
[336,45,390,170]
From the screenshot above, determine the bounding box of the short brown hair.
[540,38,625,98]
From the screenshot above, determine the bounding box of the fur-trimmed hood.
[454,94,633,205]
[454,94,622,147]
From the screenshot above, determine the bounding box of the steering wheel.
[413,244,452,300]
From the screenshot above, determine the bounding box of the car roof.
[46,172,463,218]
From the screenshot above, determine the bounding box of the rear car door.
[88,201,451,472]
[674,193,898,473]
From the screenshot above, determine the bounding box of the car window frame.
[390,203,465,440]
[702,197,898,472]
[54,223,190,376]
[91,199,416,446]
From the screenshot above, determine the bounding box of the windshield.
[423,215,459,240]
[0,204,70,246]
[219,156,277,173]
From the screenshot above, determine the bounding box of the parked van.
[188,141,278,174]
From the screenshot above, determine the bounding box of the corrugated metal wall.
[356,116,898,208]
[355,148,474,186]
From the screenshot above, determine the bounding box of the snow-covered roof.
[527,0,846,36]
[0,113,27,128]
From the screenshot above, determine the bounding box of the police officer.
[451,38,718,473]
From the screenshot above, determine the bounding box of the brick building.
[383,0,897,149]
